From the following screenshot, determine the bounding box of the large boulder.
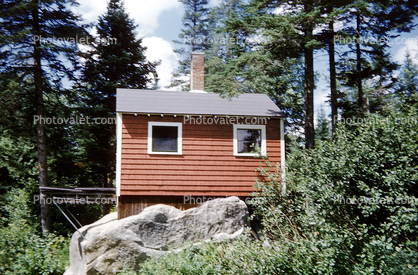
[65,196,249,275]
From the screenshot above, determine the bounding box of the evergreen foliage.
[204,0,307,135]
[169,0,210,90]
[204,0,417,147]
[205,0,329,148]
[79,0,158,201]
[0,0,88,233]
[393,51,418,111]
[336,0,418,118]
[83,0,158,98]
[315,108,331,142]
[1,0,418,272]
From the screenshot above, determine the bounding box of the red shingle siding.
[120,114,281,197]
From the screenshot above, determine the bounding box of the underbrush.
[123,235,359,275]
[123,111,418,275]
[0,188,70,275]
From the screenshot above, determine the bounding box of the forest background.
[1,0,417,274]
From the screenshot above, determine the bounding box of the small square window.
[237,129,261,153]
[148,122,182,155]
[233,125,266,156]
[152,126,178,152]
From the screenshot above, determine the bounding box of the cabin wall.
[118,114,281,218]
[117,196,199,220]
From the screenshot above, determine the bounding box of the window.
[233,124,266,156]
[148,122,182,155]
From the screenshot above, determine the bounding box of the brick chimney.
[190,52,204,91]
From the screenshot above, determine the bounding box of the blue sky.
[77,0,418,122]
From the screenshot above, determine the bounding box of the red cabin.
[115,53,285,219]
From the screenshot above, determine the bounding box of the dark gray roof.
[116,89,284,117]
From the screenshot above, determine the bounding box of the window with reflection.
[237,129,261,153]
[233,125,266,156]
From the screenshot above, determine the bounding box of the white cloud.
[75,0,107,24]
[124,0,182,36]
[142,37,178,89]
[77,0,182,36]
[393,37,418,65]
[272,3,301,15]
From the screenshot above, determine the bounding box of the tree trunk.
[102,132,112,216]
[356,12,364,116]
[329,19,337,140]
[32,0,51,234]
[304,1,315,149]
[304,47,315,149]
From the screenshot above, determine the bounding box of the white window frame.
[233,124,266,157]
[148,122,182,155]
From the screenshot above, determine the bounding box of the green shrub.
[251,110,418,274]
[0,188,69,275]
[119,110,417,275]
[123,233,354,275]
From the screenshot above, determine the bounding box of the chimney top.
[190,52,205,92]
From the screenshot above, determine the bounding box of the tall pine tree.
[204,0,307,135]
[80,0,157,209]
[316,0,353,138]
[206,0,325,148]
[169,0,209,90]
[0,0,86,233]
[394,51,418,112]
[336,0,418,118]
[315,108,331,142]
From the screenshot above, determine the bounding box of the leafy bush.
[252,110,418,274]
[0,188,69,275]
[121,236,337,275]
[123,110,417,275]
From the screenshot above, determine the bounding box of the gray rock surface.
[65,196,249,275]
